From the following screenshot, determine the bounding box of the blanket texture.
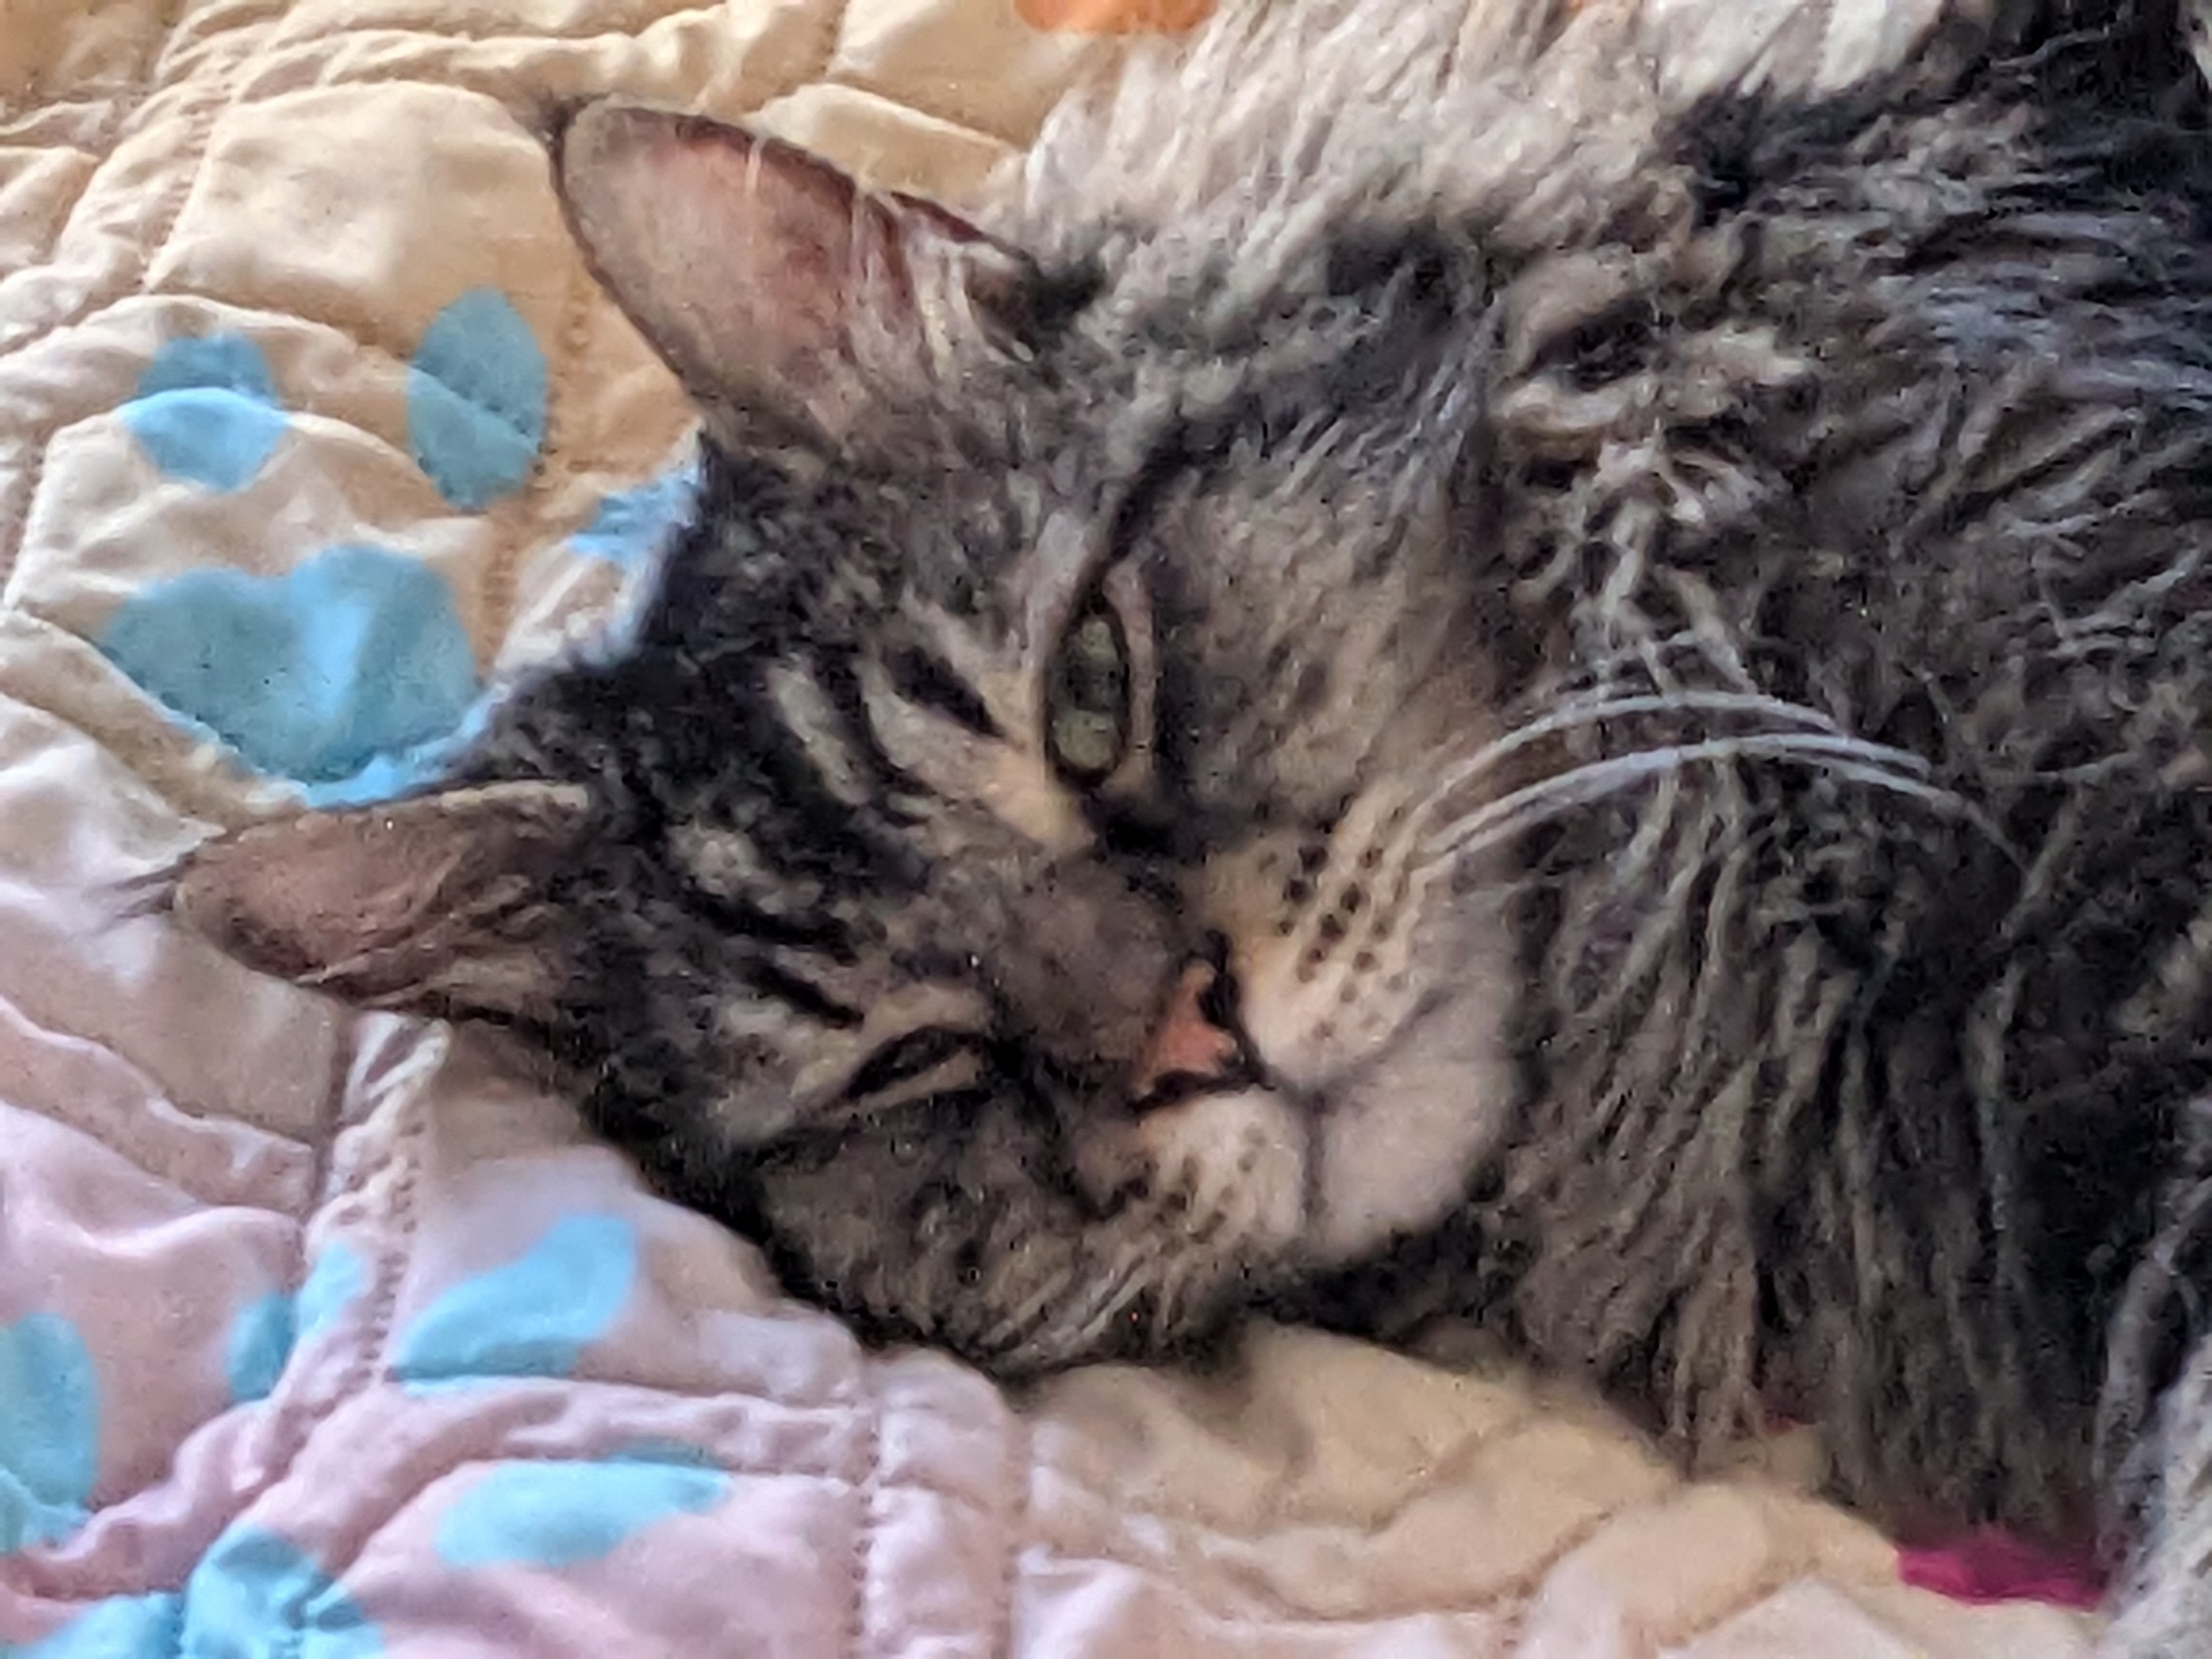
[0,0,2125,1652]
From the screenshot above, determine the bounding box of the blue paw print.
[104,292,558,806]
[126,296,547,510]
[178,1527,383,1659]
[97,543,482,798]
[226,1244,368,1406]
[0,1314,98,1554]
[408,289,548,510]
[393,1215,637,1386]
[123,334,288,492]
[224,1296,293,1408]
[436,1457,728,1570]
[572,458,699,572]
[294,1243,369,1344]
[19,1452,726,1657]
[9,1591,180,1657]
[13,1529,381,1658]
[6,1217,677,1655]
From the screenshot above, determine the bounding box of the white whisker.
[1420,733,2012,861]
[1421,689,1879,808]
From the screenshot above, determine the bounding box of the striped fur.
[171,1,2212,1637]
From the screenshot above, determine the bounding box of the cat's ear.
[549,99,1044,453]
[168,781,596,1023]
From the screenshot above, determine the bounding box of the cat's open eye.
[1044,599,1133,784]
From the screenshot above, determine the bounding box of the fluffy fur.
[168,0,2212,1640]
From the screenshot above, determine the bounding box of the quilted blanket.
[0,0,2125,1652]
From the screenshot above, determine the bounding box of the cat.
[162,0,2212,1644]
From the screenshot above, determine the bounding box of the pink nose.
[1133,961,1247,1100]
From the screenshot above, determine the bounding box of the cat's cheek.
[1303,1028,1517,1262]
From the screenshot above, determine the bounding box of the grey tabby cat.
[165,0,2212,1640]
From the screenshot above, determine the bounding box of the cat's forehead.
[848,371,1155,606]
[824,232,1481,676]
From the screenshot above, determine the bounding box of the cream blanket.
[0,0,2112,1652]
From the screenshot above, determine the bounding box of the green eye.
[1045,603,1132,783]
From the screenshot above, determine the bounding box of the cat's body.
[170,0,2212,1643]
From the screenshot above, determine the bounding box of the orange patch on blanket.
[1016,0,1215,34]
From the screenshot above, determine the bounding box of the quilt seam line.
[154,1030,430,1589]
[357,1074,428,1396]
[844,1357,886,1659]
[1,136,109,289]
[146,0,282,98]
[0,21,263,376]
[0,20,262,597]
[0,615,283,822]
[992,1406,1036,1659]
[465,217,606,656]
[0,0,190,233]
[259,5,733,54]
[0,430,53,604]
[0,980,316,1211]
[820,67,1039,153]
[306,1021,363,1220]
[265,1410,1008,1507]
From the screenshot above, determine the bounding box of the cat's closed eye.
[840,1024,987,1114]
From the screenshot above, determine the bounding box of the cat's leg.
[738,1086,1307,1375]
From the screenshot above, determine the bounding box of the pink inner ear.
[665,118,879,353]
[554,103,909,442]
[554,100,1034,448]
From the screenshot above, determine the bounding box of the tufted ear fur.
[168,782,597,1023]
[549,99,1048,456]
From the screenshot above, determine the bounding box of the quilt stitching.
[843,1365,886,1659]
[464,240,602,658]
[3,440,53,609]
[989,1409,1034,1659]
[819,64,1053,153]
[0,992,315,1210]
[0,34,255,370]
[262,5,740,52]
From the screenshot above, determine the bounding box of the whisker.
[90,859,192,923]
[1421,733,2013,861]
[1421,690,1879,808]
[996,1249,1153,1366]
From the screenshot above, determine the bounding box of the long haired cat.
[166,0,2212,1641]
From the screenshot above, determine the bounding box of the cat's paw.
[1081,1088,1308,1253]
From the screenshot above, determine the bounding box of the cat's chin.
[1303,1086,1508,1265]
[1064,1042,1517,1279]
[1290,989,1519,1264]
[1074,1088,1310,1257]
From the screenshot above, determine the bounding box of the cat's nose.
[1133,959,1257,1103]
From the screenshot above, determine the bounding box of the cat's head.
[170,100,1521,1277]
